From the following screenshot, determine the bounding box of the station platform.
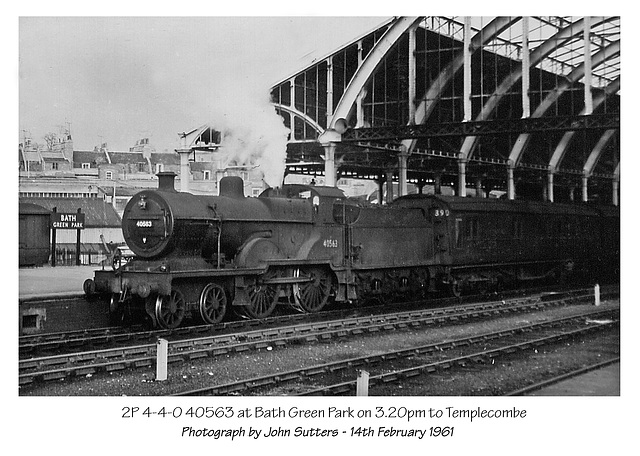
[18,265,111,334]
[19,265,102,300]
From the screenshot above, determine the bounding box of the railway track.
[174,308,618,396]
[19,285,615,358]
[19,289,609,387]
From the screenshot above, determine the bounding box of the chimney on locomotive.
[157,171,177,192]
[219,176,245,198]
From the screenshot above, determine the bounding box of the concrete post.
[612,179,619,206]
[156,338,168,381]
[582,175,589,202]
[594,283,600,307]
[356,370,370,396]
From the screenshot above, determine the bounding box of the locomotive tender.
[85,172,619,329]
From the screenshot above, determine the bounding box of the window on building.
[252,188,261,197]
[203,170,211,180]
[51,162,59,170]
[82,163,90,169]
[105,171,113,180]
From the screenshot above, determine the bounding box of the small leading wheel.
[155,289,186,329]
[199,283,227,324]
[293,267,333,313]
[243,274,281,319]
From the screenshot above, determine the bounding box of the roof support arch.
[329,16,423,130]
[584,129,617,176]
[275,105,324,140]
[507,40,620,167]
[549,76,620,172]
[459,16,610,161]
[402,16,518,153]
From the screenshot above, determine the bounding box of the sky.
[19,16,388,155]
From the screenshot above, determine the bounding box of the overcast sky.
[19,16,388,153]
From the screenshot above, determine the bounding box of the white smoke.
[208,85,290,189]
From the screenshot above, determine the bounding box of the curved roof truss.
[269,16,620,202]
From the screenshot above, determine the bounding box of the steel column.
[323,142,336,187]
[398,148,408,196]
[547,170,555,202]
[584,16,593,114]
[507,163,515,200]
[385,170,394,203]
[463,17,472,122]
[458,159,467,197]
[408,25,417,124]
[522,17,530,118]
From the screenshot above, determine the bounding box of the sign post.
[50,210,85,267]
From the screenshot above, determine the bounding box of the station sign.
[51,212,85,230]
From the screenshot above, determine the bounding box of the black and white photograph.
[7,6,635,455]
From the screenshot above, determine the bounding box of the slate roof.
[151,152,180,165]
[19,197,122,227]
[109,152,146,165]
[73,150,108,167]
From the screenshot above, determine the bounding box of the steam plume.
[209,85,289,189]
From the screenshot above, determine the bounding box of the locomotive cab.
[259,183,347,224]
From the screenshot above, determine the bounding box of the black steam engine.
[85,172,619,329]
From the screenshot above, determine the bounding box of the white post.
[156,338,168,381]
[356,370,369,396]
[594,284,600,307]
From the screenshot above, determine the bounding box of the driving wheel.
[293,267,332,313]
[155,289,186,329]
[199,283,227,324]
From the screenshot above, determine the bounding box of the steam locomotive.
[84,172,619,329]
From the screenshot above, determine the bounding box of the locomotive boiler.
[85,172,619,329]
